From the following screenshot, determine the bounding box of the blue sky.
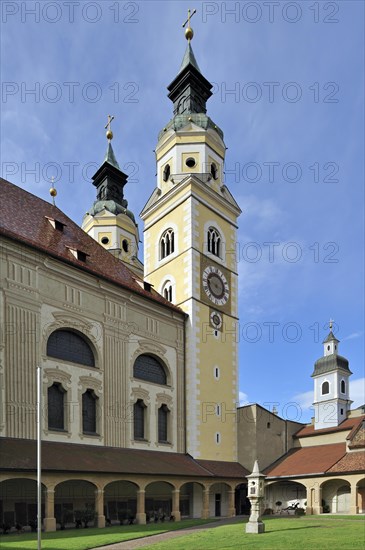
[1,0,364,423]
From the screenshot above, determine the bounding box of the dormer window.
[46,216,65,232]
[67,247,88,262]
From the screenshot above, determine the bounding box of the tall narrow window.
[160,229,175,259]
[48,383,65,430]
[162,281,173,302]
[340,380,346,393]
[158,404,169,443]
[134,399,146,439]
[321,381,329,395]
[163,164,171,182]
[207,227,221,257]
[82,389,97,434]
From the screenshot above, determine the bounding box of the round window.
[185,157,196,168]
[101,236,109,245]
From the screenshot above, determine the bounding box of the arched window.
[82,389,97,434]
[160,228,175,260]
[162,280,173,302]
[211,162,218,180]
[158,404,169,443]
[133,354,167,385]
[322,381,330,395]
[47,329,95,367]
[207,227,221,257]
[340,380,346,394]
[48,383,65,430]
[163,164,171,182]
[134,399,146,440]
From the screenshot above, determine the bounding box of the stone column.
[201,486,210,519]
[44,489,56,532]
[350,482,358,515]
[136,489,146,524]
[95,489,105,528]
[228,489,236,517]
[172,489,181,521]
[312,483,323,515]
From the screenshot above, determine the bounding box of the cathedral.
[0,18,363,533]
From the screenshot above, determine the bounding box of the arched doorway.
[209,483,231,517]
[54,480,97,528]
[179,482,204,518]
[104,481,138,524]
[321,479,351,514]
[265,481,306,512]
[235,483,250,515]
[0,478,45,530]
[145,481,173,521]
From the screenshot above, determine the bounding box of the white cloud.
[238,391,249,406]
[342,332,363,341]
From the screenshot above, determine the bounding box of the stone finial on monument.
[245,460,266,534]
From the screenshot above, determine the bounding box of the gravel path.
[93,516,244,550]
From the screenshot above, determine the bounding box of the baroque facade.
[0,23,364,534]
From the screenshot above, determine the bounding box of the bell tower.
[141,14,241,461]
[312,321,353,430]
[82,116,143,276]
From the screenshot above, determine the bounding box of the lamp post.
[36,366,42,550]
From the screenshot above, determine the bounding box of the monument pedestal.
[246,520,265,534]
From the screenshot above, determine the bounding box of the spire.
[167,8,213,117]
[179,41,201,74]
[87,115,130,217]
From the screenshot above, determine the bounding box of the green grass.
[142,517,365,550]
[0,519,215,550]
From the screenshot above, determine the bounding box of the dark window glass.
[322,381,329,395]
[133,354,167,385]
[341,380,346,393]
[160,229,175,259]
[207,227,221,257]
[158,404,169,442]
[47,330,95,367]
[134,399,145,439]
[48,383,65,430]
[82,390,97,434]
[163,164,171,182]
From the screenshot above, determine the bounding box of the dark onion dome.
[311,354,352,377]
[88,199,135,222]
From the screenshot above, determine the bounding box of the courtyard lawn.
[143,516,365,550]
[0,518,215,550]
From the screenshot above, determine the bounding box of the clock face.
[202,266,229,306]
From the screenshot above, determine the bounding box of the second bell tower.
[141,19,241,461]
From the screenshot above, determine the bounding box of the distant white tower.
[312,321,352,430]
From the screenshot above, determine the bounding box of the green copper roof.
[158,113,223,142]
[103,142,120,170]
[179,42,201,73]
[311,354,351,377]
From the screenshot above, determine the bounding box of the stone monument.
[245,460,266,534]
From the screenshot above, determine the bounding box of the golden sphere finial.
[185,26,194,41]
[49,187,57,197]
[105,115,115,141]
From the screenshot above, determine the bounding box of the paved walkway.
[93,516,244,550]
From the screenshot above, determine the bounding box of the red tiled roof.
[196,459,249,478]
[265,443,346,477]
[0,178,184,315]
[0,438,247,479]
[294,415,364,438]
[327,451,365,473]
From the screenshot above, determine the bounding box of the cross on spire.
[105,115,115,141]
[182,8,196,41]
[329,318,334,330]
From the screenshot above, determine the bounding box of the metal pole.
[37,366,42,550]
